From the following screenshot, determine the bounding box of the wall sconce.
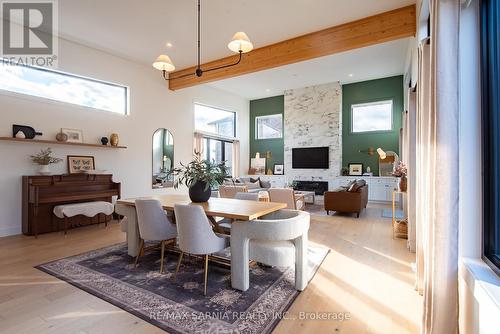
[359,147,376,156]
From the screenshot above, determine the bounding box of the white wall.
[0,38,249,237]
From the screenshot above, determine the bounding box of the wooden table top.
[116,195,287,221]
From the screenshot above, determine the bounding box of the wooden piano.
[22,174,121,236]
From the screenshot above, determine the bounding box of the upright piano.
[22,174,121,236]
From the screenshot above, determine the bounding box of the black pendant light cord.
[163,0,244,81]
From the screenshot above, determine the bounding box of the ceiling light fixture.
[153,0,253,81]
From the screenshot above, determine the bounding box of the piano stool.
[53,201,115,235]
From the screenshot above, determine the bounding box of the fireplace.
[294,181,328,195]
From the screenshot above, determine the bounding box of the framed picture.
[250,157,266,175]
[348,163,363,176]
[273,164,284,175]
[61,128,83,143]
[67,155,95,174]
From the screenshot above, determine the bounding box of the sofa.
[324,180,368,218]
[223,177,271,193]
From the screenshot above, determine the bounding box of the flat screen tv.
[292,147,329,169]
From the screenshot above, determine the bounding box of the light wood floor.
[0,204,421,334]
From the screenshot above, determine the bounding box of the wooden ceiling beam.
[168,4,416,90]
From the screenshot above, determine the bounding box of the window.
[0,60,128,115]
[481,0,500,273]
[256,114,283,139]
[194,103,236,138]
[201,137,233,176]
[351,100,393,133]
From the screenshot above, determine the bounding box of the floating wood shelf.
[0,137,127,149]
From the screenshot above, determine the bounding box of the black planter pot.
[188,181,211,202]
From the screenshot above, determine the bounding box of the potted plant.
[30,148,63,175]
[392,162,408,192]
[168,151,229,202]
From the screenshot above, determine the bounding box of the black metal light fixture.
[153,0,254,81]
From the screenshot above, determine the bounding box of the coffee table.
[294,190,316,204]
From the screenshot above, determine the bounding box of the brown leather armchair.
[324,181,368,218]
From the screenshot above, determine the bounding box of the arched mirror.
[152,128,174,188]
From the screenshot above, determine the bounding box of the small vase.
[110,133,119,146]
[188,181,211,202]
[399,176,407,192]
[101,137,109,145]
[39,164,50,175]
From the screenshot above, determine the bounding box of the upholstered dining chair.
[231,209,310,292]
[173,204,227,295]
[217,192,260,232]
[268,188,305,210]
[135,199,178,274]
[219,185,248,199]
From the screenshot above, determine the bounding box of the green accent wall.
[342,75,403,175]
[249,95,284,172]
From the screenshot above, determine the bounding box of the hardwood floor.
[0,203,421,334]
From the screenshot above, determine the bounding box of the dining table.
[115,194,287,256]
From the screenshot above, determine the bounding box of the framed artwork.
[67,155,95,174]
[61,128,83,143]
[348,163,363,176]
[273,164,284,175]
[250,157,266,175]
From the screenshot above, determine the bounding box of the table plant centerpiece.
[168,151,229,202]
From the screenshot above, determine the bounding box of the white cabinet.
[336,176,398,202]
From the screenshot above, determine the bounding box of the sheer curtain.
[416,0,460,333]
[232,140,240,178]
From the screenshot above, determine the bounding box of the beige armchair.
[268,188,305,210]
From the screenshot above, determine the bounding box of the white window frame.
[351,100,393,133]
[255,114,283,140]
[194,102,237,139]
[0,59,129,115]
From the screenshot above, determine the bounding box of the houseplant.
[392,162,408,192]
[168,151,229,202]
[30,148,63,175]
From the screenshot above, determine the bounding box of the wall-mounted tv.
[292,147,329,169]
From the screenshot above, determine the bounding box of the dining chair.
[231,209,310,292]
[135,199,178,274]
[219,185,248,198]
[268,188,305,210]
[217,192,260,232]
[234,192,259,201]
[173,204,227,295]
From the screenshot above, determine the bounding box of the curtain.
[193,132,203,156]
[416,0,460,333]
[406,88,417,253]
[232,140,240,178]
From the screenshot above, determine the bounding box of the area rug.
[36,243,329,334]
[382,208,403,219]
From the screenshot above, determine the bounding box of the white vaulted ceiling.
[58,0,415,69]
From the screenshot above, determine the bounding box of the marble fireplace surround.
[284,82,342,191]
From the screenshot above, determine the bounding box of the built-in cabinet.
[247,175,399,202]
[335,176,399,202]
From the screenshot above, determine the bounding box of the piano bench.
[53,201,114,235]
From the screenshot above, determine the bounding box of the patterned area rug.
[36,243,329,334]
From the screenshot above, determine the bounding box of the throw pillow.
[260,180,271,188]
[246,180,261,189]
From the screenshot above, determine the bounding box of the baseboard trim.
[0,226,21,237]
